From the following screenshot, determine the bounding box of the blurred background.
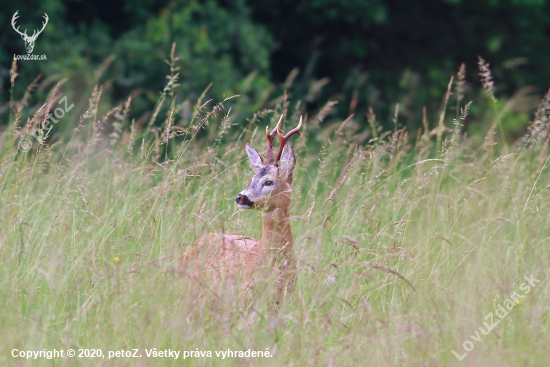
[1,0,549,140]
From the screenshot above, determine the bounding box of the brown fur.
[181,143,297,305]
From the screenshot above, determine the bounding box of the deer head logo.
[11,11,49,54]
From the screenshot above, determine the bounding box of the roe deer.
[181,115,302,306]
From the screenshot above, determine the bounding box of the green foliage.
[251,0,550,131]
[3,0,550,136]
[2,2,550,364]
[115,0,272,111]
[1,71,550,366]
[1,0,272,119]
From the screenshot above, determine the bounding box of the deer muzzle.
[236,194,254,208]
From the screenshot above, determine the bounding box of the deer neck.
[259,196,292,257]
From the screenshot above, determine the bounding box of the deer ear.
[245,143,266,172]
[279,143,296,181]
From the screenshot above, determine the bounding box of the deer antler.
[275,115,303,163]
[11,11,49,41]
[266,114,283,164]
[29,13,48,40]
[11,11,28,38]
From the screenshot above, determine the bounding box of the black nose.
[236,194,254,206]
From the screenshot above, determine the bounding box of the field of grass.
[1,61,550,366]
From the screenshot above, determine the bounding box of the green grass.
[1,70,550,367]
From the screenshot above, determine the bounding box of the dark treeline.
[1,0,549,134]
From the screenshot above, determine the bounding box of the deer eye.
[264,181,274,186]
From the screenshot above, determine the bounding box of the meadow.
[1,57,550,366]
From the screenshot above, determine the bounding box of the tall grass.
[1,56,550,367]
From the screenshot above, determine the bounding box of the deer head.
[11,11,49,54]
[236,115,302,211]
